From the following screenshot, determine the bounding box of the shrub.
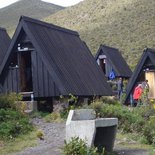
[89,101,145,133]
[143,116,155,144]
[44,112,63,123]
[88,98,155,144]
[0,93,22,110]
[36,130,44,140]
[101,96,119,105]
[62,137,103,155]
[0,108,33,140]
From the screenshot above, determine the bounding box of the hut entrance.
[145,71,155,98]
[19,51,33,92]
[99,55,106,74]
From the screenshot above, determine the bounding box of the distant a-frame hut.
[0,16,112,103]
[125,48,155,104]
[95,45,132,80]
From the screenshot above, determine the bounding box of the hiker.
[141,80,149,91]
[133,84,143,106]
[117,77,123,100]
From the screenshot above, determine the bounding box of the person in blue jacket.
[117,77,123,100]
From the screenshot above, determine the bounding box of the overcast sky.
[0,0,83,8]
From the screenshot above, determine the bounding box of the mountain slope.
[0,0,64,35]
[44,0,155,69]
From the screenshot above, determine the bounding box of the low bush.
[36,130,44,140]
[143,116,155,144]
[0,108,33,140]
[44,112,63,123]
[0,93,22,110]
[88,98,155,145]
[0,93,33,140]
[62,137,103,155]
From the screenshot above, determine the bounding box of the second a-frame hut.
[0,16,112,102]
[125,48,155,104]
[95,45,132,80]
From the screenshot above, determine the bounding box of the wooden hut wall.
[1,67,19,93]
[31,50,60,98]
[1,50,60,98]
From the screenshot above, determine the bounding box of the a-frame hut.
[125,48,155,104]
[0,16,112,103]
[95,45,132,80]
[0,27,11,67]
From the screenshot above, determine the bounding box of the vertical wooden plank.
[16,68,19,93]
[7,70,12,93]
[49,80,54,97]
[31,51,39,97]
[5,71,9,93]
[12,69,17,92]
[37,55,44,97]
[2,73,7,94]
[43,67,49,97]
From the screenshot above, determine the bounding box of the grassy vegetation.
[1,93,154,154]
[0,131,37,155]
[44,0,155,70]
[0,0,64,35]
[0,93,36,154]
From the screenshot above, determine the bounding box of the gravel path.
[11,118,149,155]
[12,118,65,155]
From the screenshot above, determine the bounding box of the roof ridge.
[101,44,119,51]
[0,27,7,31]
[20,16,79,36]
[143,48,155,53]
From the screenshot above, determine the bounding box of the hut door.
[19,51,33,92]
[99,59,106,74]
[145,72,155,98]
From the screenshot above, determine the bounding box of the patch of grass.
[30,111,50,118]
[0,131,37,155]
[43,112,64,123]
[115,132,152,150]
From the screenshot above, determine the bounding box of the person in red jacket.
[133,84,143,106]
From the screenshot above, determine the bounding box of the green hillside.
[44,0,155,69]
[0,0,64,35]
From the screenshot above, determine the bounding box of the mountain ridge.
[0,0,64,35]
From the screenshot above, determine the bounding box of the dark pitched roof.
[125,48,155,103]
[0,16,112,96]
[0,27,11,65]
[95,45,132,78]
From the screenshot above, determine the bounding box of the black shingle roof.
[95,45,132,78]
[0,16,112,96]
[0,27,10,65]
[125,48,155,103]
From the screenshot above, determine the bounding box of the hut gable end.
[95,45,132,78]
[125,48,155,104]
[0,16,112,97]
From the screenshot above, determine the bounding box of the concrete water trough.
[66,109,118,152]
